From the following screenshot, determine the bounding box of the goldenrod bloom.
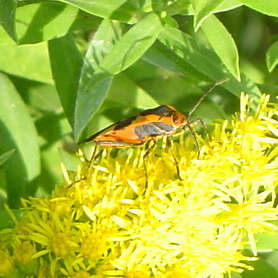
[1,94,277,277]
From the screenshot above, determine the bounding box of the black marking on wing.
[140,105,174,117]
[152,122,174,132]
[113,116,137,130]
[135,123,163,140]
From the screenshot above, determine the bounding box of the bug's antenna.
[188,78,229,118]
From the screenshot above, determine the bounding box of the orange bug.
[85,105,186,147]
[83,79,228,149]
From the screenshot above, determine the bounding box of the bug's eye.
[173,114,179,123]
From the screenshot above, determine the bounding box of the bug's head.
[163,105,187,128]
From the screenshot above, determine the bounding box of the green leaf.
[241,256,278,278]
[201,14,240,80]
[0,42,53,84]
[255,221,278,250]
[16,2,79,44]
[48,35,83,127]
[0,208,23,229]
[97,13,162,75]
[266,41,278,72]
[182,0,242,15]
[216,0,242,12]
[151,0,168,13]
[231,273,242,278]
[0,149,15,166]
[75,73,113,142]
[0,74,40,207]
[0,0,17,41]
[158,26,261,101]
[143,42,209,82]
[74,14,162,141]
[109,73,159,108]
[73,19,119,142]
[165,0,191,16]
[59,148,80,171]
[192,0,225,31]
[239,0,278,17]
[55,0,136,22]
[28,83,61,113]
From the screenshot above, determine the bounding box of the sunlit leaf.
[0,42,53,84]
[182,0,242,15]
[0,73,40,207]
[266,41,278,72]
[55,0,136,22]
[165,0,191,16]
[97,13,162,75]
[16,2,78,44]
[201,14,240,80]
[191,0,225,31]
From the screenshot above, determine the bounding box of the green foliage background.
[0,1,278,276]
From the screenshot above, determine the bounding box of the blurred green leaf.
[241,256,278,278]
[0,149,15,167]
[28,83,62,113]
[55,0,136,22]
[255,221,278,250]
[108,73,158,108]
[239,0,278,17]
[0,42,53,84]
[266,41,278,72]
[48,35,83,127]
[201,14,240,80]
[97,13,162,75]
[158,26,261,101]
[0,0,17,41]
[16,2,79,44]
[35,113,72,193]
[0,208,23,229]
[0,73,40,207]
[231,273,242,278]
[191,0,225,31]
[59,148,80,171]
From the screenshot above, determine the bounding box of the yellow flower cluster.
[0,94,278,278]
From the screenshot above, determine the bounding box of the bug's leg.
[142,140,156,194]
[191,118,211,140]
[166,137,182,180]
[185,121,201,159]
